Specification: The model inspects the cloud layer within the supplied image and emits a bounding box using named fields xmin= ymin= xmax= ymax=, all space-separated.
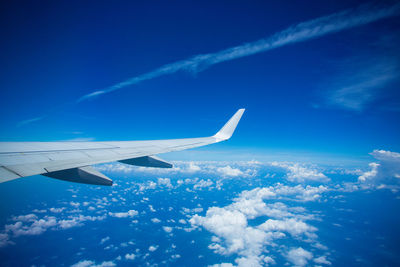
xmin=2 ymin=152 xmax=400 ymax=266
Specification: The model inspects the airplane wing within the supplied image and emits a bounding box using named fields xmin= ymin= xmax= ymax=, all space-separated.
xmin=0 ymin=109 xmax=245 ymax=186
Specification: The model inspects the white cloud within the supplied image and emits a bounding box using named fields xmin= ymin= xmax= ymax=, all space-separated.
xmin=70 ymin=201 xmax=80 ymax=208
xmin=59 ymin=215 xmax=106 ymax=229
xmin=71 ymin=260 xmax=95 ymax=267
xmin=108 ymin=210 xmax=138 ymax=218
xmin=0 ymin=233 xmax=12 ymax=248
xmin=157 ymin=178 xmax=173 ymax=188
xmin=100 ymin=236 xmax=110 ymax=244
xmin=314 ymin=255 xmax=332 ymax=265
xmin=270 ymin=162 xmax=329 ymax=183
xmin=148 ymin=205 xmax=156 ymax=212
xmin=11 ymin=214 xmax=38 ymax=222
xmin=190 ymin=183 xmax=325 ymax=266
xmin=6 ymin=216 xmax=57 ymax=236
xmin=96 ymin=163 xmax=135 ymax=174
xmin=194 ymin=179 xmax=213 ymax=190
xmin=151 ymin=218 xmax=161 ymax=223
xmin=17 ymin=116 xmax=44 ymax=127
xmin=32 ymin=209 xmax=47 ymax=213
xmin=125 ymin=253 xmax=136 ymax=260
xmin=97 ymin=161 xmax=257 ymax=181
xmin=187 ymin=162 xmax=201 ymax=172
xmin=358 ymin=150 xmax=400 ymax=187
xmin=285 ymin=247 xmax=313 ymax=267
xmin=271 ymin=183 xmax=329 ymax=202
xmin=209 ymin=264 xmax=234 ymax=267
xmin=258 ymin=218 xmax=317 ymax=237
xmin=139 ymin=181 xmax=157 ymax=191
xmin=358 ymin=162 xmax=379 ymax=182
xmin=50 ymin=207 xmax=65 ymax=213
xmin=71 ymin=260 xmax=116 ymax=267
xmin=217 ymin=166 xmax=244 ymax=177
xmin=58 ymin=218 xmax=82 ymax=229
xmin=324 ymin=51 xmax=399 ymax=111
xmin=148 ymin=245 xmax=158 ymax=252
xmin=163 ymin=226 xmax=173 ymax=233
xmin=3 ymin=212 xmax=107 ymax=243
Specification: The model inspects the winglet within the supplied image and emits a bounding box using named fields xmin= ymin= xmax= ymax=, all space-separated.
xmin=214 ymin=109 xmax=245 ymax=141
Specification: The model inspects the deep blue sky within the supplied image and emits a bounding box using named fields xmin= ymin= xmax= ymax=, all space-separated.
xmin=0 ymin=0 xmax=399 ymax=160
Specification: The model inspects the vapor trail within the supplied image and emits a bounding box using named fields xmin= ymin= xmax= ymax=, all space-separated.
xmin=78 ymin=2 xmax=400 ymax=102
xmin=17 ymin=116 xmax=44 ymax=127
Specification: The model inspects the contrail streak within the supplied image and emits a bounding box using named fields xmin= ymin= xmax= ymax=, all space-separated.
xmin=17 ymin=116 xmax=44 ymax=127
xmin=74 ymin=2 xmax=398 ymax=102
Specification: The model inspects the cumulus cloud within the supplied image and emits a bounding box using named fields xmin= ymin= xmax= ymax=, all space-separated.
xmin=58 ymin=218 xmax=82 ymax=229
xmin=358 ymin=162 xmax=380 ymax=182
xmin=271 ymin=183 xmax=329 ymax=202
xmin=285 ymin=247 xmax=313 ymax=267
xmin=193 ymin=179 xmax=213 ymax=190
xmin=108 ymin=210 xmax=138 ymax=218
xmin=71 ymin=260 xmax=96 ymax=267
xmin=148 ymin=205 xmax=156 ymax=212
xmin=139 ymin=181 xmax=157 ymax=191
xmin=187 ymin=162 xmax=201 ymax=172
xmin=163 ymin=226 xmax=173 ymax=233
xmin=125 ymin=253 xmax=136 ymax=260
xmin=171 ymin=254 xmax=181 ymax=259
xmin=71 ymin=260 xmax=116 ymax=267
xmin=6 ymin=216 xmax=57 ymax=236
xmin=148 ymin=245 xmax=158 ymax=252
xmin=97 ymin=161 xmax=258 ymax=181
xmin=270 ymin=162 xmax=329 ymax=183
xmin=157 ymin=178 xmax=173 ymax=188
xmin=258 ymin=218 xmax=317 ymax=238
xmin=100 ymin=236 xmax=110 ymax=244
xmin=217 ymin=166 xmax=244 ymax=177
xmin=60 ymin=215 xmax=106 ymax=230
xmin=190 ymin=183 xmax=326 ymax=266
xmin=0 ymin=233 xmax=13 ymax=248
xmin=3 ymin=212 xmax=108 ymax=243
xmin=358 ymin=150 xmax=400 ymax=187
xmin=314 ymin=255 xmax=332 ymax=265
xmin=11 ymin=214 xmax=38 ymax=222
xmin=151 ymin=218 xmax=161 ymax=223
xmin=49 ymin=207 xmax=65 ymax=213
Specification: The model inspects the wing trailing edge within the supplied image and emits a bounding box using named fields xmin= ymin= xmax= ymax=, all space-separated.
xmin=43 ymin=166 xmax=113 ymax=186
xmin=119 ymin=156 xmax=172 ymax=168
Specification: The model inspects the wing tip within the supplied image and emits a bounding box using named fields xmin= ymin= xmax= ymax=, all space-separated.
xmin=214 ymin=108 xmax=245 ymax=141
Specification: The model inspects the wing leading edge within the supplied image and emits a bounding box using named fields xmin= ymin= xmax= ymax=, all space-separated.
xmin=0 ymin=109 xmax=245 ymax=185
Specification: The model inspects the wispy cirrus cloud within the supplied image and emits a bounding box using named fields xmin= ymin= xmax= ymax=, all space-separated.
xmin=17 ymin=116 xmax=44 ymax=127
xmin=78 ymin=2 xmax=400 ymax=102
xmin=323 ymin=54 xmax=399 ymax=111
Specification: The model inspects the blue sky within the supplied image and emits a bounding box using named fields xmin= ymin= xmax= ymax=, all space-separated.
xmin=0 ymin=0 xmax=399 ymax=161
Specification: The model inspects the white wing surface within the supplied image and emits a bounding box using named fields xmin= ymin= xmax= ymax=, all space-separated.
xmin=0 ymin=109 xmax=245 ymax=185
